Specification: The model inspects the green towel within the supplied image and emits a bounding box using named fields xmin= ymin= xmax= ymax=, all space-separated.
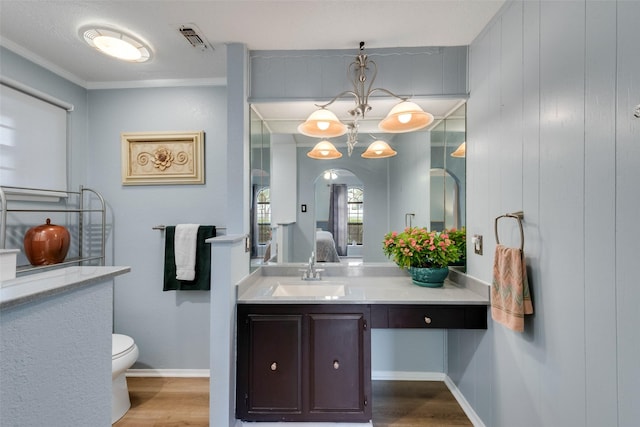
xmin=163 ymin=225 xmax=216 ymax=291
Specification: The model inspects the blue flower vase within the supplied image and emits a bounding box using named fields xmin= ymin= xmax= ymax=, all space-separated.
xmin=408 ymin=266 xmax=449 ymax=288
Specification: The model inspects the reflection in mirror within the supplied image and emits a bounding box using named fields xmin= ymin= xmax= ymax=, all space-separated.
xmin=430 ymin=168 xmax=460 ymax=230
xmin=430 ymin=103 xmax=466 ymax=231
xmin=250 ymin=109 xmax=271 ymax=271
xmin=314 ymin=169 xmax=363 ymax=264
xmin=248 ymin=101 xmax=466 ymax=267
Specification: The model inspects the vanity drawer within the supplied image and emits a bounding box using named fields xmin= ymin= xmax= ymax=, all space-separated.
xmin=371 ymin=305 xmax=487 ymax=329
xmin=388 ymin=306 xmax=465 ymax=328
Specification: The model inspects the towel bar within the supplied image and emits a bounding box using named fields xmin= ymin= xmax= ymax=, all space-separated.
xmin=494 ymin=211 xmax=524 ymax=251
xmin=153 ymin=224 xmax=226 ymax=231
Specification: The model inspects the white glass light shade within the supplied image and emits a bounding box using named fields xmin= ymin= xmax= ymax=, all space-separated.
xmin=378 ymin=101 xmax=434 ymax=133
xmin=82 ymin=28 xmax=151 ymax=62
xmin=361 ymin=140 xmax=397 ymax=159
xmin=298 ymin=109 xmax=347 ymax=137
xmin=307 ymin=140 xmax=343 ymax=159
xmin=323 ymin=170 xmax=338 ymax=180
xmin=451 ymin=142 xmax=466 ymax=158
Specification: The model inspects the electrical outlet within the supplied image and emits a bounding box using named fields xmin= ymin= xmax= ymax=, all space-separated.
xmin=473 ymin=235 xmax=483 ymax=255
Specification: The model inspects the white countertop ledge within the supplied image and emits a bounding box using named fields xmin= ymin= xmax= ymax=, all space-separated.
xmin=0 ymin=266 xmax=131 ymax=310
xmin=237 ymin=264 xmax=489 ymax=305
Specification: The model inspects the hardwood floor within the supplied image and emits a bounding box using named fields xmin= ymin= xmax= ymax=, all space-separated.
xmin=113 ymin=377 xmax=209 ymax=426
xmin=114 ymin=378 xmax=472 ymax=427
xmin=372 ymin=381 xmax=473 ymax=427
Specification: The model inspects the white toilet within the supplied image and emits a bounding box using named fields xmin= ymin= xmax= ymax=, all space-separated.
xmin=112 ymin=334 xmax=139 ymax=424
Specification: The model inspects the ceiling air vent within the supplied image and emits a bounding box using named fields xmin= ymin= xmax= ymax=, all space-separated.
xmin=178 ymin=25 xmax=211 ymax=52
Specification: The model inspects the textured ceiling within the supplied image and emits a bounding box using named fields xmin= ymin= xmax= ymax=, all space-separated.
xmin=0 ymin=0 xmax=504 ymax=87
xmin=0 ymin=1 xmax=502 ymax=132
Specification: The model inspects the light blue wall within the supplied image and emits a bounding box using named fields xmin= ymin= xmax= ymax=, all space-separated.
xmin=87 ymin=86 xmax=227 ymax=369
xmin=250 ymin=46 xmax=467 ymax=102
xmin=451 ymin=1 xmax=640 ymax=426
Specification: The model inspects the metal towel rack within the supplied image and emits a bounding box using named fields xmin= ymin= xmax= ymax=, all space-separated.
xmin=494 ymin=211 xmax=524 ymax=251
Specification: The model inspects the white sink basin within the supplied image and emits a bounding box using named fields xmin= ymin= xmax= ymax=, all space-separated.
xmin=272 ymin=282 xmax=346 ymax=298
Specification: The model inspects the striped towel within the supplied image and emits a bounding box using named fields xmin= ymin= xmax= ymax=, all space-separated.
xmin=491 ymin=244 xmax=533 ymax=332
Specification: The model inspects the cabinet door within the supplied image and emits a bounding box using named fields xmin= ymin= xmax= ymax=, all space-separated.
xmin=307 ymin=312 xmax=371 ymax=421
xmin=238 ymin=313 xmax=302 ymax=418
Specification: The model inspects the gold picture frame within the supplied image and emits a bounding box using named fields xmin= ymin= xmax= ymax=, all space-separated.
xmin=121 ymin=131 xmax=204 ymax=185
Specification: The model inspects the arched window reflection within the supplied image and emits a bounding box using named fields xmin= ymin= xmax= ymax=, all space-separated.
xmin=347 ymin=186 xmax=363 ymax=245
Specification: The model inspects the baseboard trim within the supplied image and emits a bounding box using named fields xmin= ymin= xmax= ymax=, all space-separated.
xmin=443 ymin=375 xmax=486 ymax=427
xmin=238 ymin=423 xmax=371 ymax=427
xmin=126 ymin=369 xmax=210 ymax=378
xmin=372 ymin=370 xmax=446 ymax=381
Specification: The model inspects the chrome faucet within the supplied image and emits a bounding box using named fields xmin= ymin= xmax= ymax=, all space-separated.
xmin=300 ymin=251 xmax=323 ymax=280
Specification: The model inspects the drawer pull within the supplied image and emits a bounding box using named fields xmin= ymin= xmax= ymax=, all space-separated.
xmin=424 ymin=316 xmax=432 ymax=325
xmin=333 ymin=360 xmax=340 ymax=370
xmin=270 ymin=362 xmax=277 ymax=371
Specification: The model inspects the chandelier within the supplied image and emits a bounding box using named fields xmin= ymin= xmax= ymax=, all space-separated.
xmin=300 ymin=42 xmax=434 ymax=159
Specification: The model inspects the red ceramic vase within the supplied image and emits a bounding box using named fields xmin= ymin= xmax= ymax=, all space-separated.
xmin=23 ymin=218 xmax=70 ymax=266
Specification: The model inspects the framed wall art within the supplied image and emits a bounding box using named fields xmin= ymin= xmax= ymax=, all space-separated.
xmin=121 ymin=131 xmax=204 ymax=185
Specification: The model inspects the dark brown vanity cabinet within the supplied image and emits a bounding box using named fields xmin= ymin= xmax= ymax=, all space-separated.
xmin=236 ymin=304 xmax=372 ymax=422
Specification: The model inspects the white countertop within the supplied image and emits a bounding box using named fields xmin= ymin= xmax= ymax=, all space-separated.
xmin=0 ymin=266 xmax=131 ymax=310
xmin=237 ymin=264 xmax=489 ymax=305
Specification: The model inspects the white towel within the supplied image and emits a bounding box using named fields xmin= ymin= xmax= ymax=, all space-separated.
xmin=174 ymin=224 xmax=200 ymax=281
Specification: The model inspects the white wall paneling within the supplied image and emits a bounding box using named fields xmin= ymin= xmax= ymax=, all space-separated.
xmin=538 ymin=2 xmax=586 ymax=425
xmin=456 ymin=1 xmax=640 ymax=426
xmin=615 ymin=1 xmax=640 ymax=424
xmin=584 ymin=2 xmax=618 ymax=425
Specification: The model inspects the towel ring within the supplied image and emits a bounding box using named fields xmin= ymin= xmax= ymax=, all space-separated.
xmin=494 ymin=211 xmax=524 ymax=251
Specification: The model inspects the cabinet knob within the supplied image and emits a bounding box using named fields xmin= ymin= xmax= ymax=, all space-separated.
xmin=333 ymin=360 xmax=340 ymax=370
xmin=424 ymin=316 xmax=432 ymax=325
xmin=270 ymin=362 xmax=277 ymax=371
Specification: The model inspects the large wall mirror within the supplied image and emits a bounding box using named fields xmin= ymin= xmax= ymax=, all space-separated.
xmin=249 ymin=101 xmax=466 ymax=268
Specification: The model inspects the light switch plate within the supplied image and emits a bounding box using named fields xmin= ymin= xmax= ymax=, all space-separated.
xmin=473 ymin=235 xmax=483 ymax=255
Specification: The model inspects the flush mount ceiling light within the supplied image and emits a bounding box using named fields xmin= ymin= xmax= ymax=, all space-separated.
xmin=299 ymin=41 xmax=434 ymax=158
xmin=307 ymin=140 xmax=342 ymax=160
xmin=82 ymin=27 xmax=151 ymax=62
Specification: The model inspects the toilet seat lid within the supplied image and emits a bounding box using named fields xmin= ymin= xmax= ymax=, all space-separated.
xmin=112 ymin=334 xmax=135 ymax=358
